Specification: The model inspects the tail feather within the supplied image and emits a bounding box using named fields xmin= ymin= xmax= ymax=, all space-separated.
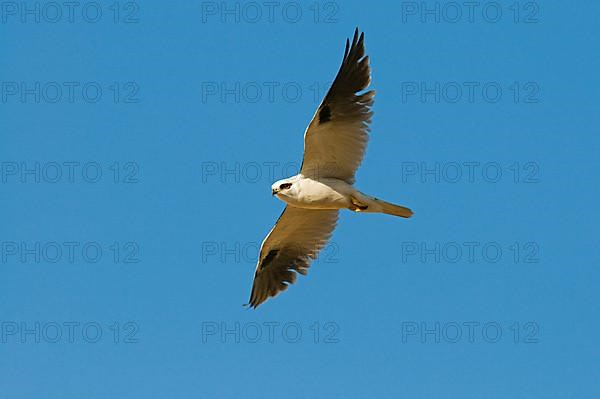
xmin=351 ymin=192 xmax=413 ymax=218
xmin=376 ymin=199 xmax=413 ymax=218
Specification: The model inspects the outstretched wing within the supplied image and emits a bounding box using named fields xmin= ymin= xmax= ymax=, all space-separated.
xmin=247 ymin=207 xmax=338 ymax=308
xmin=300 ymin=28 xmax=374 ymax=184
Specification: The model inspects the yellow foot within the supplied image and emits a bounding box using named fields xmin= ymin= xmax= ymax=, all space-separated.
xmin=350 ymin=196 xmax=369 ymax=212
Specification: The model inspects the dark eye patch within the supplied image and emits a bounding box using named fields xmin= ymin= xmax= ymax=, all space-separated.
xmin=279 ymin=183 xmax=292 ymax=190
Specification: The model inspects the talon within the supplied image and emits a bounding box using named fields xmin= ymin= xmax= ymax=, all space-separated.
xmin=350 ymin=196 xmax=368 ymax=211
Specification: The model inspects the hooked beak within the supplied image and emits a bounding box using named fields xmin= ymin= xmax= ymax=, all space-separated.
xmin=272 ymin=188 xmax=277 ymax=196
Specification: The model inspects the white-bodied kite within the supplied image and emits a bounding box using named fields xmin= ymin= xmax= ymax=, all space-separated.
xmin=248 ymin=28 xmax=413 ymax=308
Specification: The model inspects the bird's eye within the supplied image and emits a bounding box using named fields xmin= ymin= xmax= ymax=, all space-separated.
xmin=279 ymin=183 xmax=292 ymax=190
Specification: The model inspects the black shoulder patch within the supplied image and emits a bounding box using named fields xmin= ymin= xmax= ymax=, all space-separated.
xmin=319 ymin=105 xmax=331 ymax=124
xmin=260 ymin=249 xmax=279 ymax=270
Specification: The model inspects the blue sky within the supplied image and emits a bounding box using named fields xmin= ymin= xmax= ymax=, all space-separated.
xmin=1 ymin=1 xmax=599 ymax=398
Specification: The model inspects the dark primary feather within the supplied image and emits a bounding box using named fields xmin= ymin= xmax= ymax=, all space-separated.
xmin=320 ymin=28 xmax=373 ymax=117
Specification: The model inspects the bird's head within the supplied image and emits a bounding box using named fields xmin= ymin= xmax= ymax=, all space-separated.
xmin=271 ymin=178 xmax=296 ymax=198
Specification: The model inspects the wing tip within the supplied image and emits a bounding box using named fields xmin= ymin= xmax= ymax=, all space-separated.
xmin=352 ymin=27 xmax=359 ymax=47
xmin=344 ymin=28 xmax=365 ymax=62
xmin=245 ymin=296 xmax=263 ymax=309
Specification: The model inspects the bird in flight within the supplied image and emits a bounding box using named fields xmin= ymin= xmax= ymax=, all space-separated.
xmin=247 ymin=28 xmax=413 ymax=308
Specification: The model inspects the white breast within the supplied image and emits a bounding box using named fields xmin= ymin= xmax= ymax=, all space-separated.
xmin=283 ymin=177 xmax=354 ymax=210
